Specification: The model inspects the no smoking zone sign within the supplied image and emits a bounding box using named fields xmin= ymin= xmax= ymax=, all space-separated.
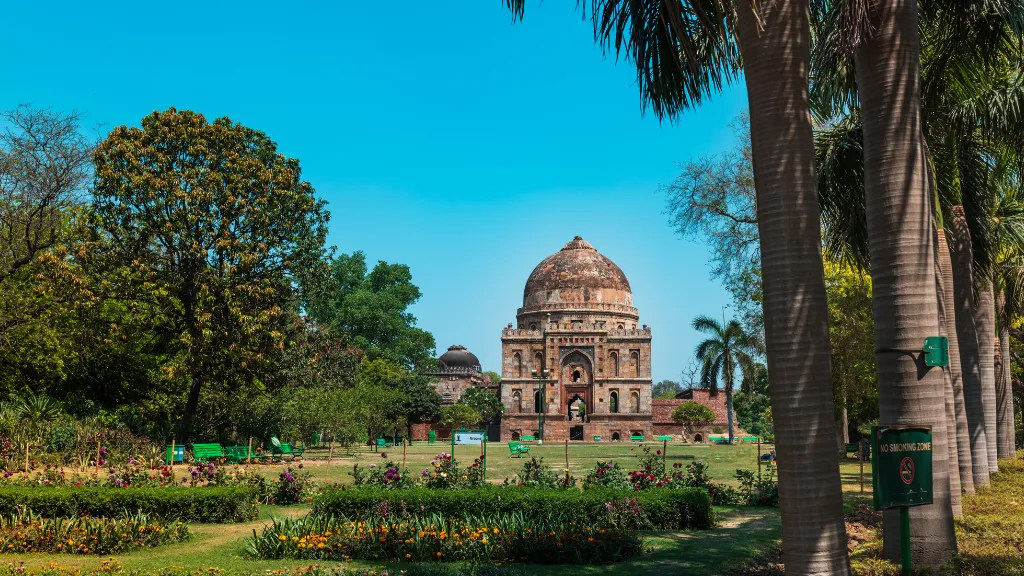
xmin=872 ymin=426 xmax=933 ymax=509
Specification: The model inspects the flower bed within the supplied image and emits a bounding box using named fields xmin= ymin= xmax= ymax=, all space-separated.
xmin=313 ymin=486 xmax=712 ymax=530
xmin=0 ymin=487 xmax=257 ymax=523
xmin=247 ymin=512 xmax=642 ymax=565
xmin=0 ymin=510 xmax=189 ymax=554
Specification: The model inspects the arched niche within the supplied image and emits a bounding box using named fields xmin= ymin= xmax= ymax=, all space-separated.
xmin=560 ymin=350 xmax=593 ymax=386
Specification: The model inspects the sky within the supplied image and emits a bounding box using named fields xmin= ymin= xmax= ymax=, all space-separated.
xmin=1 ymin=1 xmax=749 ymax=383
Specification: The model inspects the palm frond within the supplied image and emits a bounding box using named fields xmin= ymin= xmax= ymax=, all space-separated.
xmin=815 ymin=111 xmax=870 ymax=268
xmin=691 ymin=314 xmax=723 ymax=335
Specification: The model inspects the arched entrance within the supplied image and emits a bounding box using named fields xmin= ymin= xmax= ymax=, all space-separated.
xmin=694 ymin=433 xmax=703 ymax=443
xmin=567 ymin=394 xmax=585 ymax=421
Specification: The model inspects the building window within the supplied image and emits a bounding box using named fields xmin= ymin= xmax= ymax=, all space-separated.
xmin=609 ymin=391 xmax=618 ymax=413
xmin=630 ymin=351 xmax=640 ymax=377
xmin=629 ymin=391 xmax=640 ymax=414
xmin=513 ymin=352 xmax=522 ymax=378
xmin=534 ymin=390 xmax=541 ymax=414
xmin=612 ymin=432 xmax=621 ymax=441
xmin=572 ymin=369 xmax=581 ymax=383
xmin=610 ymin=351 xmax=618 ymax=377
xmin=529 ymin=323 xmax=537 ymax=330
xmin=512 ymin=391 xmax=522 ymax=414
xmin=617 ymin=323 xmax=624 ymax=330
xmin=534 ymin=352 xmax=544 ymax=374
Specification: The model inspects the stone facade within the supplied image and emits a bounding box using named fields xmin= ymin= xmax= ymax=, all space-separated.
xmin=499 ymin=237 xmax=653 ymax=442
xmin=414 ymin=345 xmax=497 ymax=441
xmin=651 ymin=391 xmax=740 ymax=442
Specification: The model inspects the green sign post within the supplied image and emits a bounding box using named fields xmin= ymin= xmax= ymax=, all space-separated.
xmin=872 ymin=426 xmax=933 ymax=576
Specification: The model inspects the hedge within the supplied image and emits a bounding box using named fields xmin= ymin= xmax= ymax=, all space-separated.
xmin=313 ymin=486 xmax=713 ymax=530
xmin=0 ymin=487 xmax=258 ymax=523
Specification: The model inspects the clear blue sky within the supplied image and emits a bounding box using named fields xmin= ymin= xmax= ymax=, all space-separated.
xmin=2 ymin=1 xmax=748 ymax=383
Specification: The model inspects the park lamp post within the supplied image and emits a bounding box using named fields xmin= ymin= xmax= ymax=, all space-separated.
xmin=532 ymin=368 xmax=549 ymax=445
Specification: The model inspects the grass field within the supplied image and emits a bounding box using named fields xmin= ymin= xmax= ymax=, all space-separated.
xmin=220 ymin=441 xmax=873 ymax=493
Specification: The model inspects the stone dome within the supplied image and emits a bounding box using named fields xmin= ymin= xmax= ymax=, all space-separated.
xmin=522 ymin=236 xmax=632 ymax=309
xmin=437 ymin=345 xmax=481 ymax=374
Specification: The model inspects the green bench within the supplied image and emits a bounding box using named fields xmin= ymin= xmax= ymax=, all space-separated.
xmin=225 ymin=445 xmax=265 ymax=463
xmin=192 ymin=443 xmax=224 ymax=462
xmin=593 ymin=435 xmax=602 ymax=441
xmin=269 ymin=437 xmax=304 ymax=460
xmin=656 ymin=435 xmax=673 ymax=441
xmin=742 ymin=435 xmax=759 ymax=442
xmin=630 ymin=435 xmax=645 ymax=442
xmin=376 ymin=438 xmax=393 ymax=449
xmin=520 ymin=435 xmax=535 ymax=442
xmin=508 ymin=441 xmax=530 ymax=457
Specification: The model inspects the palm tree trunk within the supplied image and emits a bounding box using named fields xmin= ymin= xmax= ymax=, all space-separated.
xmin=933 ymin=226 xmax=962 ymax=516
xmin=854 ymin=0 xmax=957 ymax=564
xmin=735 ymin=0 xmax=850 ymax=572
xmin=949 ymin=207 xmax=990 ymax=487
xmin=996 ymin=292 xmax=1015 ymax=459
xmin=977 ymin=283 xmax=999 ymax=473
xmin=938 ymin=229 xmax=974 ymax=494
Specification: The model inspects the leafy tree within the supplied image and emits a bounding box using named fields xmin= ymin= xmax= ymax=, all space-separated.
xmin=823 ymin=258 xmax=876 ymax=445
xmin=671 ymin=401 xmax=714 ymax=440
xmin=457 ymin=387 xmax=503 ymax=423
xmin=308 ymin=252 xmax=435 ymax=370
xmin=91 ymin=108 xmax=330 ymax=442
xmin=653 ymin=379 xmax=682 ymax=399
xmin=439 ymin=404 xmax=479 ymax=431
xmin=482 ymin=371 xmax=501 ymax=384
xmin=665 ymin=113 xmax=762 ymax=334
xmin=692 ymin=315 xmax=762 ymax=444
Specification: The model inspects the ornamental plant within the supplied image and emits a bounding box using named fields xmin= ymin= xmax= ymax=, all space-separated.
xmin=246 ymin=511 xmax=642 ymax=565
xmin=0 ymin=509 xmax=189 ymax=554
xmin=276 ymin=466 xmax=315 ymax=504
xmin=583 ymin=461 xmax=630 ymax=490
xmin=352 ymin=458 xmax=415 ymax=490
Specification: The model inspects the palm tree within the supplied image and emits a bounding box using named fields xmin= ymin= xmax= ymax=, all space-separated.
xmin=692 ymin=315 xmax=760 ymax=443
xmin=504 ymin=2 xmax=851 ymax=572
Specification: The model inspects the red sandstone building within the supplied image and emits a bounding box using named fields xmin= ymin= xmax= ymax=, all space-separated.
xmin=418 ymin=236 xmax=732 ymax=442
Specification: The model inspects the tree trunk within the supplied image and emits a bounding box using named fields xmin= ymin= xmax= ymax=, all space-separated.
xmin=176 ymin=374 xmax=202 ymax=445
xmin=996 ymin=292 xmax=1015 ymax=458
xmin=938 ymin=229 xmax=974 ymax=494
xmin=933 ymin=226 xmax=962 ymax=515
xmin=977 ymin=283 xmax=999 ymax=473
xmin=854 ymin=0 xmax=957 ymax=563
xmin=735 ymin=0 xmax=850 ymax=571
xmin=949 ymin=207 xmax=990 ymax=486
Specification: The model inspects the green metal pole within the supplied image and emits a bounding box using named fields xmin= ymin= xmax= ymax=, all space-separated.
xmin=451 ymin=432 xmax=456 ymax=476
xmin=900 ymin=506 xmax=911 ymax=576
xmin=482 ymin=435 xmax=487 ymax=481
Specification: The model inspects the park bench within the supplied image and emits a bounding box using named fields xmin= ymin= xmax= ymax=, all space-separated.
xmin=192 ymin=443 xmax=224 ymax=463
xmin=269 ymin=437 xmax=304 ymax=460
xmin=593 ymin=435 xmax=602 ymax=441
xmin=520 ymin=435 xmax=535 ymax=442
xmin=656 ymin=435 xmax=673 ymax=441
xmin=845 ymin=442 xmax=870 ymax=459
xmin=226 ymin=445 xmax=265 ymax=463
xmin=742 ymin=435 xmax=759 ymax=442
xmin=508 ymin=441 xmax=530 ymax=457
xmin=708 ymin=434 xmax=724 ymax=442
xmin=376 ymin=438 xmax=392 ymax=449
xmin=630 ymin=435 xmax=645 ymax=442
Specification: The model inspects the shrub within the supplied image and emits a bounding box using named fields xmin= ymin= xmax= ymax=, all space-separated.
xmin=246 ymin=512 xmax=642 ymax=565
xmin=0 ymin=509 xmax=189 ymax=554
xmin=583 ymin=461 xmax=631 ymax=489
xmin=417 ymin=453 xmax=486 ymax=489
xmin=501 ymin=457 xmax=575 ymax=489
xmin=352 ymin=458 xmax=416 ymax=490
xmin=313 ymin=486 xmax=712 ymax=530
xmin=276 ymin=466 xmax=316 ymax=504
xmin=0 ymin=486 xmax=257 ymax=523
xmin=735 ymin=466 xmax=779 ymax=506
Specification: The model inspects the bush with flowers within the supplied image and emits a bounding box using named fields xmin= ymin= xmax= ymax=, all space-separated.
xmin=276 ymin=466 xmax=316 ymax=504
xmin=0 ymin=560 xmax=524 ymax=576
xmin=0 ymin=509 xmax=189 ymax=554
xmin=417 ymin=453 xmax=487 ymax=490
xmin=583 ymin=461 xmax=630 ymax=490
xmin=500 ymin=457 xmax=576 ymax=489
xmin=352 ymin=453 xmax=415 ymax=490
xmin=246 ymin=511 xmax=643 ymax=565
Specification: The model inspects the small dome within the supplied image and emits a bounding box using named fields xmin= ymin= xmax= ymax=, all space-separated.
xmin=523 ymin=236 xmax=632 ymax=309
xmin=437 ymin=345 xmax=481 ymax=374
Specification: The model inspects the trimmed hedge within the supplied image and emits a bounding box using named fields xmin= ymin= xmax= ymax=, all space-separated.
xmin=313 ymin=486 xmax=713 ymax=530
xmin=0 ymin=486 xmax=258 ymax=523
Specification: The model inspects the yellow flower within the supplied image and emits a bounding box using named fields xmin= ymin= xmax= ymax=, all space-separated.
xmin=279 ymin=535 xmax=287 ymax=541
xmin=405 ymin=554 xmax=411 ymax=559
xmin=436 ymin=552 xmax=442 ymax=558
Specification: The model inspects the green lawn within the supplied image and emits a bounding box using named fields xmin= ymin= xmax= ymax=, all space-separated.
xmin=0 ymin=505 xmax=780 ymax=576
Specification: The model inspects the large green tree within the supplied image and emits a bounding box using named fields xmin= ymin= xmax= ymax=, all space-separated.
xmin=308 ymin=252 xmax=435 ymax=370
xmin=91 ymin=108 xmax=330 ymax=443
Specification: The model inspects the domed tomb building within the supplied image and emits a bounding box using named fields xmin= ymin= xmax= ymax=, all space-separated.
xmin=500 ymin=236 xmax=653 ymax=442
xmin=428 ymin=345 xmax=493 ymax=406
